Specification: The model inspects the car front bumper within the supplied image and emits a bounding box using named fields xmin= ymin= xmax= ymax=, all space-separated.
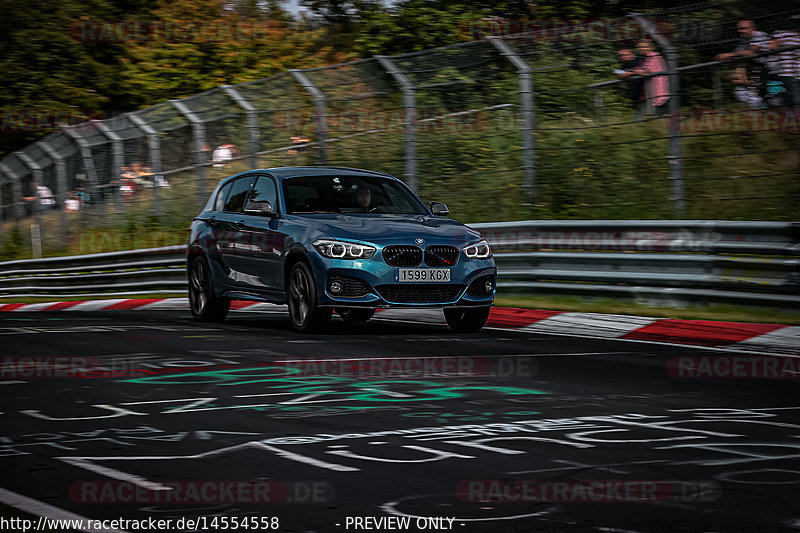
xmin=308 ymin=251 xmax=496 ymax=308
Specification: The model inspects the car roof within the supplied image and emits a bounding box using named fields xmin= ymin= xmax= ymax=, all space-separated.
xmin=250 ymin=166 xmax=394 ymax=180
xmin=213 ymin=167 xmax=398 ymax=190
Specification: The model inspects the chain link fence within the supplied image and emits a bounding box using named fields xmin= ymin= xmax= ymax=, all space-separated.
xmin=1 ymin=0 xmax=799 ymax=259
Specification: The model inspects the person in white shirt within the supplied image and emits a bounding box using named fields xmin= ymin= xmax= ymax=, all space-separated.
xmin=65 ymin=194 xmax=81 ymax=212
xmin=769 ymin=29 xmax=800 ymax=108
xmin=36 ymin=184 xmax=55 ymax=208
xmin=212 ymin=144 xmax=234 ymax=167
xmin=716 ymin=21 xmax=775 ymax=106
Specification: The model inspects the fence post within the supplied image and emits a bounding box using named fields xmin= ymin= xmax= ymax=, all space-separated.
xmin=290 ymin=69 xmax=327 ymax=165
xmin=0 ymin=171 xmax=4 ymax=233
xmin=61 ymin=125 xmax=102 ymax=220
xmin=127 ymin=112 xmax=163 ymax=214
xmin=38 ymin=141 xmax=68 ymax=246
xmin=0 ymin=164 xmax=24 ymax=223
xmin=594 ymin=89 xmax=605 ymax=120
xmin=94 ymin=120 xmax=125 ymax=213
xmin=0 ymin=163 xmax=23 ymax=231
xmin=375 ymin=55 xmax=418 ymax=193
xmin=487 ymin=37 xmax=536 ymax=205
xmin=632 ymin=14 xmax=685 ymax=217
xmin=711 ymin=64 xmax=722 ymax=109
xmin=0 ymin=161 xmax=28 ymax=256
xmin=171 ymin=100 xmax=208 ymax=210
xmin=37 ymin=141 xmax=67 ymax=242
xmin=223 ymin=85 xmax=260 ymax=169
xmin=15 ymin=152 xmax=46 ymax=257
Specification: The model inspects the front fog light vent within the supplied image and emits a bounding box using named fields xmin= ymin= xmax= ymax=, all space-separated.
xmin=328 ymin=276 xmax=370 ymax=298
xmin=467 ymin=274 xmax=496 ymax=297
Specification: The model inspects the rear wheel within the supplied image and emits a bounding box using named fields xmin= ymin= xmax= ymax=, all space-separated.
xmin=188 ymin=255 xmax=229 ymax=322
xmin=336 ymin=308 xmax=375 ymax=324
xmin=287 ymin=262 xmax=331 ymax=332
xmin=444 ymin=306 xmax=491 ymax=333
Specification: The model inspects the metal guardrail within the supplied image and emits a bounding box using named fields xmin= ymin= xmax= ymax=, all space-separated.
xmin=0 ymin=221 xmax=798 ymax=308
xmin=473 ymin=220 xmax=800 ymax=307
xmin=0 ymin=246 xmax=186 ymax=298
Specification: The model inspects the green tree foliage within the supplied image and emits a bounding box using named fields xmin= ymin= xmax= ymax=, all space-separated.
xmin=117 ymin=0 xmax=335 ymax=106
xmin=0 ymin=0 xmax=134 ymax=157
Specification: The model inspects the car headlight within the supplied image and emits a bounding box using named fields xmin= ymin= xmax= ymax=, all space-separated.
xmin=313 ymin=239 xmax=376 ymax=260
xmin=463 ymin=240 xmax=492 ymax=259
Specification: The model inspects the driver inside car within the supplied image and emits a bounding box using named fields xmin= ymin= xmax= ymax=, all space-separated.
xmin=352 ymin=185 xmax=372 ymax=210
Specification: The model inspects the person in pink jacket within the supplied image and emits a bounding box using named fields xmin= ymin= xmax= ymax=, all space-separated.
xmin=632 ymin=39 xmax=671 ymax=116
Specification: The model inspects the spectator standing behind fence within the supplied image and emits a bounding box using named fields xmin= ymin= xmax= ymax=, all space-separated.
xmin=715 ymin=20 xmax=773 ymax=63
xmin=630 ymin=40 xmax=670 ymax=116
xmin=118 ymin=165 xmax=137 ymax=197
xmin=769 ymin=28 xmax=800 ymax=109
xmin=615 ymin=49 xmax=646 ymax=119
xmin=716 ymin=21 xmax=774 ymax=104
xmin=65 ymin=192 xmax=81 ymax=212
xmin=23 ymin=182 xmax=55 ymax=211
xmin=212 ymin=144 xmax=234 ymax=167
xmin=732 ymin=68 xmax=765 ymax=109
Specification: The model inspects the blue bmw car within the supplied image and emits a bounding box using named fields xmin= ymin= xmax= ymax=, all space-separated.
xmin=187 ymin=167 xmax=496 ymax=331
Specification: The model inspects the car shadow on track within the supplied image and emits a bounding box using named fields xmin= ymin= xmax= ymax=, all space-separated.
xmin=222 ymin=314 xmax=454 ymax=337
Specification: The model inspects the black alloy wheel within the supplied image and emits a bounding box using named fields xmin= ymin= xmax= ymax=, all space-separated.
xmin=188 ymin=256 xmax=229 ymax=322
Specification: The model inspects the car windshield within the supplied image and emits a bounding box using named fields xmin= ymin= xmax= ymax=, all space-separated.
xmin=283 ymin=175 xmax=429 ymax=215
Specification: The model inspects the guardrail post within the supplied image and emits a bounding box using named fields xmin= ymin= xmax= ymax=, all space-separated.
xmin=127 ymin=113 xmax=163 ymax=214
xmin=376 ymin=55 xmax=418 ymax=193
xmin=631 ymin=14 xmax=685 ymax=217
xmin=171 ymin=100 xmax=208 ymax=210
xmin=487 ymin=37 xmax=536 ymax=205
xmin=223 ymin=85 xmax=260 ymax=169
xmin=290 ymin=69 xmax=327 ymax=165
xmin=37 ymin=141 xmax=68 ymax=246
xmin=94 ymin=120 xmax=125 ymax=213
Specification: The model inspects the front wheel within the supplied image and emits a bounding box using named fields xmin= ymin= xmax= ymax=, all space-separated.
xmin=287 ymin=262 xmax=331 ymax=332
xmin=444 ymin=306 xmax=491 ymax=333
xmin=188 ymin=255 xmax=229 ymax=322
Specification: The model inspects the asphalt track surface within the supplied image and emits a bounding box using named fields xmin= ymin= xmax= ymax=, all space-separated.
xmin=1 ymin=309 xmax=799 ymax=533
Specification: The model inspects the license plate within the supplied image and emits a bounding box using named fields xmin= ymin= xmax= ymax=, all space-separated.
xmin=398 ymin=268 xmax=450 ymax=283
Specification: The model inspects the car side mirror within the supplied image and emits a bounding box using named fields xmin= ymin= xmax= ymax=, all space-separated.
xmin=244 ymin=200 xmax=277 ymax=217
xmin=429 ymin=201 xmax=449 ymax=216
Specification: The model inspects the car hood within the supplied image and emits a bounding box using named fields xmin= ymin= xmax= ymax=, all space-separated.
xmin=293 ymin=214 xmax=483 ymax=247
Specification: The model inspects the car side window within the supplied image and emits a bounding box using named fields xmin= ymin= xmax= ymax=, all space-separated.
xmin=214 ymin=182 xmax=232 ymax=212
xmin=223 ymin=176 xmax=255 ymax=213
xmin=249 ymin=176 xmax=278 ymax=212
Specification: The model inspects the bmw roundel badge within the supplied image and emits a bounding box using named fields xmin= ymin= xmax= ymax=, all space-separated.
xmin=415 ymin=238 xmax=425 ymax=245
